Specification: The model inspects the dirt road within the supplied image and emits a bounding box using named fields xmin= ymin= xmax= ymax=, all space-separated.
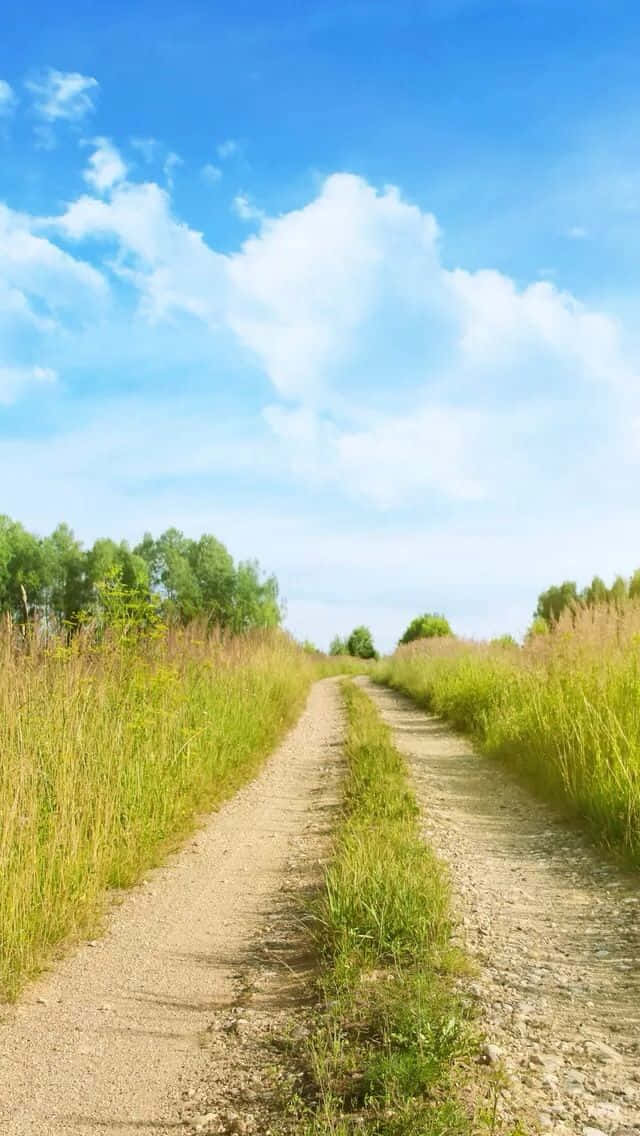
xmin=361 ymin=678 xmax=640 ymax=1136
xmin=0 ymin=679 xmax=342 ymax=1136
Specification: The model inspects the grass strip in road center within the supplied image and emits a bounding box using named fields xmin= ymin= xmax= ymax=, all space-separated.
xmin=283 ymin=680 xmax=499 ymax=1136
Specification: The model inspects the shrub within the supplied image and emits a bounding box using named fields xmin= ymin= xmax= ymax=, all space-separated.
xmin=399 ymin=612 xmax=452 ymax=645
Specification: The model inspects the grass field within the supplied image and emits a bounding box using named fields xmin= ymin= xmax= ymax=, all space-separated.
xmin=0 ymin=625 xmax=315 ymax=1000
xmin=287 ymin=681 xmax=486 ymax=1136
xmin=376 ymin=601 xmax=640 ymax=864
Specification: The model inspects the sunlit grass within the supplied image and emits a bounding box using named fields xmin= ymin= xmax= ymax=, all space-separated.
xmin=286 ymin=682 xmax=485 ymax=1136
xmin=0 ymin=625 xmax=314 ymax=1000
xmin=375 ymin=601 xmax=640 ymax=862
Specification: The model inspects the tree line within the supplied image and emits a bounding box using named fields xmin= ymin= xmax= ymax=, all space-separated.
xmin=0 ymin=516 xmax=282 ymax=633
xmin=327 ymin=613 xmax=453 ymax=658
xmin=534 ymin=570 xmax=640 ymax=629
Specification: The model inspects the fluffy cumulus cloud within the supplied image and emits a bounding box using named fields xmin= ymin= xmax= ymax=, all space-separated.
xmin=25 ymin=68 xmax=98 ymax=122
xmin=4 ymin=156 xmax=639 ymax=511
xmin=0 ymin=204 xmax=106 ymax=317
xmin=84 ymin=138 xmax=127 ymax=193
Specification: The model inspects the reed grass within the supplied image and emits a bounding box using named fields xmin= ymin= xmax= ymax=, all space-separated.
xmin=0 ymin=625 xmax=314 ymax=1000
xmin=376 ymin=601 xmax=640 ymax=863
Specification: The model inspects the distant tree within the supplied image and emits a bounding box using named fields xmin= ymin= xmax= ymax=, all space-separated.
xmin=608 ymin=575 xmax=628 ymax=608
xmin=231 ymin=559 xmax=282 ymax=632
xmin=190 ymin=533 xmax=236 ymax=626
xmin=526 ymin=616 xmax=550 ymax=639
xmin=0 ymin=516 xmax=48 ymax=621
xmin=581 ymin=575 xmax=608 ymax=608
xmin=41 ymin=523 xmax=88 ymax=627
xmin=491 ymin=634 xmax=518 ymax=648
xmin=629 ymin=569 xmax=640 ymax=600
xmin=0 ymin=516 xmax=284 ymax=637
xmin=329 ymin=635 xmax=348 ymax=656
xmin=534 ymin=581 xmax=578 ymax=626
xmin=347 ymin=625 xmax=377 ymax=659
xmin=399 ymin=613 xmax=452 ymax=645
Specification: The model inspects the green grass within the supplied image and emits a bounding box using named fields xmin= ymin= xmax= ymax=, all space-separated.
xmin=0 ymin=626 xmax=314 ymax=1000
xmin=285 ymin=681 xmax=489 ymax=1136
xmin=374 ymin=601 xmax=640 ymax=864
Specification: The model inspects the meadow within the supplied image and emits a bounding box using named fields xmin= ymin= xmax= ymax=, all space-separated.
xmin=0 ymin=622 xmax=316 ymax=1000
xmin=376 ymin=600 xmax=640 ymax=864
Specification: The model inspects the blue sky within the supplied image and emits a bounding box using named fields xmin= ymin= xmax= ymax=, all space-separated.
xmin=2 ymin=0 xmax=640 ymax=649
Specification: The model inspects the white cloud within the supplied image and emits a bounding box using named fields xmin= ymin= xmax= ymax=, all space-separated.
xmin=232 ymin=193 xmax=264 ymax=222
xmin=0 ymin=365 xmax=56 ymax=405
xmin=217 ymin=139 xmax=239 ymax=160
xmin=264 ymin=402 xmax=515 ymax=506
xmin=0 ymin=203 xmax=107 ymax=318
xmin=163 ymin=151 xmax=183 ymax=188
xmin=447 ymin=269 xmax=633 ymax=388
xmin=567 ymin=225 xmax=588 ymax=239
xmin=84 ymin=138 xmax=127 ymax=193
xmin=0 ymin=79 xmax=16 ymax=115
xmin=226 ymin=174 xmax=440 ymax=399
xmin=202 ymin=163 xmax=222 ymax=185
xmin=25 ymin=69 xmax=98 ymax=122
xmin=36 ymin=166 xmax=640 ymax=505
xmin=50 ymin=182 xmax=226 ymax=323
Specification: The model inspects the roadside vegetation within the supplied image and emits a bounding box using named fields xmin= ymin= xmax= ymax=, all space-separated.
xmin=377 ymin=598 xmax=640 ymax=864
xmin=330 ymin=625 xmax=378 ymax=659
xmin=0 ymin=574 xmax=321 ymax=1001
xmin=284 ymin=682 xmax=488 ymax=1136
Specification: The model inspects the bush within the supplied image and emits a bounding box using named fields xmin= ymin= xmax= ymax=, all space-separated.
xmin=347 ymin=625 xmax=378 ymax=659
xmin=399 ymin=613 xmax=452 ymax=645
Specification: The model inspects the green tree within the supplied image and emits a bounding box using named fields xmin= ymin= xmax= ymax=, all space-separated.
xmin=526 ymin=616 xmax=549 ymax=639
xmin=608 ymin=575 xmax=628 ymax=607
xmin=399 ymin=612 xmax=452 ymax=645
xmin=347 ymin=625 xmax=377 ymax=659
xmin=0 ymin=516 xmax=48 ymax=621
xmin=534 ymin=581 xmax=578 ymax=626
xmin=41 ymin=523 xmax=88 ymax=626
xmin=629 ymin=569 xmax=640 ymax=600
xmin=189 ymin=533 xmax=235 ymax=626
xmin=581 ymin=575 xmax=608 ymax=608
xmin=491 ymin=634 xmax=518 ymax=648
xmin=329 ymin=635 xmax=348 ymax=656
xmin=231 ymin=560 xmax=282 ymax=632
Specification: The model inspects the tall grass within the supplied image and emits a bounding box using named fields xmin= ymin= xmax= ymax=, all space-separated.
xmin=0 ymin=624 xmax=314 ymax=1000
xmin=376 ymin=601 xmax=640 ymax=863
xmin=287 ymin=682 xmax=481 ymax=1136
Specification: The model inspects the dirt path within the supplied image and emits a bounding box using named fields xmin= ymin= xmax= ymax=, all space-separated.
xmin=361 ymin=679 xmax=640 ymax=1136
xmin=0 ymin=678 xmax=343 ymax=1136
